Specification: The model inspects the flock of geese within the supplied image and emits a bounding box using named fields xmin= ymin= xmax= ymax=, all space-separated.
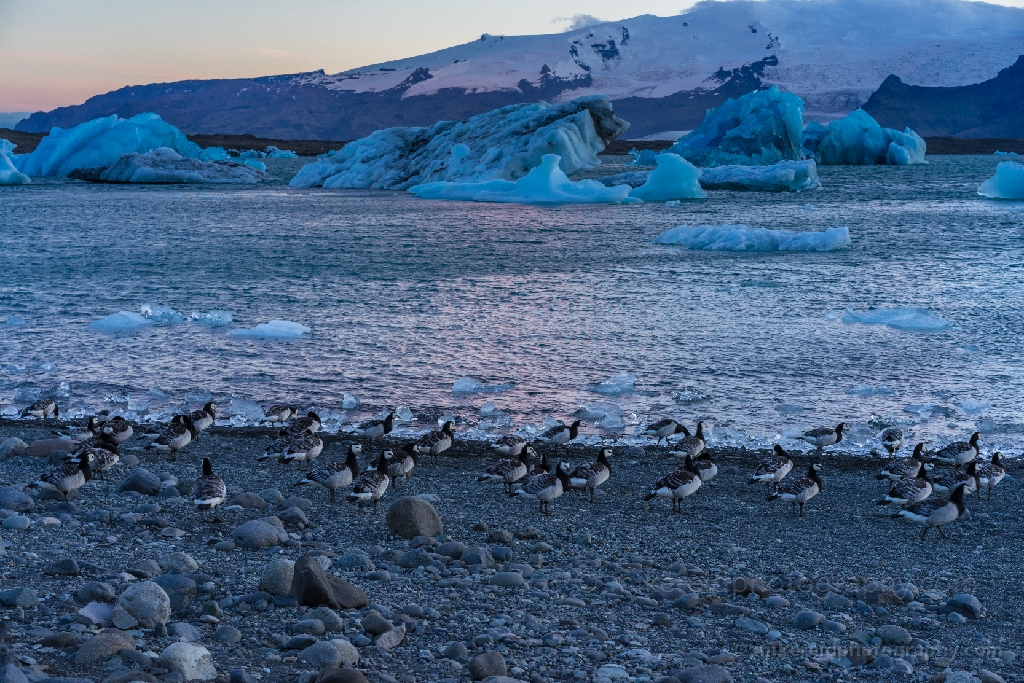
xmin=8 ymin=400 xmax=1010 ymax=540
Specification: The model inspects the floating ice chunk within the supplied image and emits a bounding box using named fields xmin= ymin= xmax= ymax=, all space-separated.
xmin=127 ymin=399 xmax=149 ymax=412
xmin=410 ymin=154 xmax=634 ymax=204
xmin=628 ymin=148 xmax=658 ymax=166
xmin=14 ymin=387 xmax=39 ymax=403
xmin=845 ymin=384 xmax=894 ymax=396
xmin=140 ymin=303 xmax=184 ymax=324
xmin=290 ymin=95 xmax=627 ymax=190
xmin=0 ymin=151 xmax=29 ymax=184
xmin=238 ymin=149 xmax=266 ymax=159
xmin=342 ymin=393 xmax=360 ymax=409
xmin=627 ymin=153 xmax=705 ymax=201
xmin=223 ymin=397 xmax=266 ymax=421
xmin=4 ymin=316 xmax=26 ymax=326
xmin=958 ymin=399 xmax=990 ymax=414
xmin=0 ymin=138 xmax=15 ymax=155
xmin=575 ymin=402 xmax=624 ymax=428
xmin=242 ymin=159 xmax=267 ymax=172
xmin=593 ymin=372 xmax=637 ymax=395
xmin=89 ymin=311 xmax=155 ymax=333
xmin=199 ymin=147 xmax=229 ymax=161
xmin=227 ymin=320 xmax=310 ymax=339
xmin=994 ymin=150 xmax=1020 ymax=156
xmin=840 ymin=307 xmax=952 ymax=332
xmin=36 ymin=362 xmax=55 ymax=371
xmin=978 ymin=161 xmax=1024 ymax=199
xmin=654 ymin=224 xmax=850 ymax=252
xmin=811 ymin=110 xmax=925 ymax=165
xmin=698 ymin=160 xmax=821 ymax=192
xmin=264 ymin=146 xmax=297 ymax=159
xmin=77 ymin=148 xmax=268 ymax=184
xmin=189 ymin=310 xmax=233 ymax=326
xmin=146 ymin=388 xmax=170 ymax=400
xmin=20 ymin=113 xmax=202 ymax=178
xmin=394 ymin=406 xmax=415 ymax=422
xmin=668 ymin=86 xmax=805 ymax=167
xmin=453 ymin=378 xmax=484 ymax=393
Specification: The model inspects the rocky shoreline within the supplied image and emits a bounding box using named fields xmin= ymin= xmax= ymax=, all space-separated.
xmin=0 ymin=420 xmax=1019 ymax=683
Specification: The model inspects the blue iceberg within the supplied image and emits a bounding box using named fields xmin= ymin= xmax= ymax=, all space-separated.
xmin=654 ymin=224 xmax=850 ymax=252
xmin=628 ymin=154 xmax=705 ymax=201
xmin=89 ymin=311 xmax=155 ymax=333
xmin=0 ymin=150 xmax=29 ymax=185
xmin=841 ymin=307 xmax=951 ymax=332
xmin=667 ymin=86 xmax=805 ymax=167
xmin=409 ymin=154 xmax=634 ymax=204
xmin=809 ymin=110 xmax=925 ymax=165
xmin=265 ymin=146 xmax=298 ymax=159
xmin=698 ymin=160 xmax=820 ymax=192
xmin=86 ymin=148 xmax=267 ymax=184
xmin=228 ymin=320 xmax=310 ymax=339
xmin=978 ymin=161 xmax=1024 ymax=199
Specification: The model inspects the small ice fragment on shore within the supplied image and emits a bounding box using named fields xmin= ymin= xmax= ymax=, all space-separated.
xmin=140 ymin=304 xmax=184 ymax=324
xmin=542 ymin=416 xmax=564 ymax=430
xmin=593 ymin=372 xmax=637 ymax=395
xmin=978 ymin=161 xmax=1024 ymax=199
xmin=4 ymin=316 xmax=26 ymax=326
xmin=127 ymin=399 xmax=149 ymax=412
xmin=394 ymin=406 xmax=414 ymax=422
xmin=342 ymin=393 xmax=360 ymax=409
xmin=89 ymin=311 xmax=155 ymax=333
xmin=845 ymin=385 xmax=893 ymax=396
xmin=655 ymin=224 xmax=850 ymax=252
xmin=840 ymin=307 xmax=951 ymax=332
xmin=958 ymin=399 xmax=989 ymax=414
xmin=190 ymin=310 xmax=232 ymax=326
xmin=576 ymin=402 xmax=625 ymax=428
xmin=904 ymin=403 xmax=937 ymax=417
xmin=223 ymin=398 xmax=265 ymax=421
xmin=227 ymin=320 xmax=310 ymax=339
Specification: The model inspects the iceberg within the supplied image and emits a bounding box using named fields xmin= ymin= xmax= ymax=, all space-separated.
xmin=452 ymin=378 xmax=513 ymax=394
xmin=409 ymin=154 xmax=634 ymax=204
xmin=628 ymin=148 xmax=659 ymax=166
xmin=89 ymin=311 xmax=155 ymax=333
xmin=74 ymin=148 xmax=268 ymax=184
xmin=227 ymin=320 xmax=310 ymax=339
xmin=667 ymin=86 xmax=805 ymax=167
xmin=19 ymin=112 xmax=202 ymax=178
xmin=978 ymin=161 xmax=1024 ymax=199
xmin=698 ymin=160 xmax=820 ymax=192
xmin=811 ymin=110 xmax=926 ymax=165
xmin=593 ymin=372 xmax=637 ymax=395
xmin=199 ymin=147 xmax=229 ymax=161
xmin=140 ymin=303 xmax=184 ymax=324
xmin=0 ymin=138 xmax=15 ymax=155
xmin=265 ymin=146 xmax=298 ymax=159
xmin=290 ymin=95 xmax=628 ymax=190
xmin=0 ymin=150 xmax=29 ymax=185
xmin=840 ymin=307 xmax=951 ymax=332
xmin=189 ymin=310 xmax=233 ymax=326
xmin=654 ymin=224 xmax=850 ymax=252
xmin=627 ymin=153 xmax=706 ymax=201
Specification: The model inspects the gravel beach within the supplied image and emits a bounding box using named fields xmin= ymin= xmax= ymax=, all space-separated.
xmin=0 ymin=419 xmax=1019 ymax=683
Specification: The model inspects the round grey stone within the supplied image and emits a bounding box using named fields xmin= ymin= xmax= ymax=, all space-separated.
xmin=117 ymin=581 xmax=171 ymax=628
xmin=469 ymin=652 xmax=507 ymax=680
xmin=298 ymin=641 xmax=342 ymax=669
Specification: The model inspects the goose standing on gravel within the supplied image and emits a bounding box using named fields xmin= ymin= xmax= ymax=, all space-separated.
xmin=879 ymin=427 xmax=905 ymax=456
xmin=144 ymin=415 xmax=197 ymax=459
xmin=976 ymin=452 xmax=1006 ymax=499
xmin=686 ymin=452 xmax=718 ymax=485
xmin=644 ymin=419 xmax=688 ymax=445
xmin=372 ymin=443 xmax=419 ymax=484
xmin=70 ymin=443 xmax=119 ymax=480
xmin=491 ymin=434 xmax=527 ymax=457
xmin=278 ymin=434 xmax=325 ymax=470
xmin=191 ymin=458 xmax=226 ymax=521
xmin=360 ymin=413 xmax=394 ymax=441
xmin=538 ymin=420 xmax=581 ymax=450
xmin=280 ymin=411 xmax=322 ymax=437
xmin=22 ymin=399 xmax=58 ymax=420
xmin=876 ymin=443 xmax=930 ymax=482
xmin=347 ymin=450 xmax=392 ymax=511
xmin=265 ymin=404 xmax=298 ymax=424
xmin=876 ymin=469 xmax=932 ymax=507
xmin=295 ymin=444 xmax=362 ymax=504
xmin=799 ymin=423 xmax=846 ymax=452
xmin=64 ymin=416 xmax=102 ymax=442
xmin=102 ymin=416 xmax=133 ymax=444
xmin=188 ymin=402 xmax=217 ymax=434
xmin=670 ymin=422 xmax=706 ymax=460
xmin=893 ymin=483 xmax=968 ymax=539
xmin=515 ymin=462 xmax=572 ymax=515
xmin=643 ymin=455 xmax=703 ymax=512
xmin=933 ymin=432 xmax=981 ymax=469
xmin=32 ymin=452 xmax=91 ymax=501
xmin=479 ymin=445 xmax=536 ymax=495
xmin=747 ymin=445 xmax=794 ymax=493
xmin=768 ymin=463 xmax=823 ymax=517
xmin=933 ymin=461 xmax=980 ymax=497
xmin=568 ymin=448 xmax=612 ymax=503
xmin=419 ymin=421 xmax=455 ymax=463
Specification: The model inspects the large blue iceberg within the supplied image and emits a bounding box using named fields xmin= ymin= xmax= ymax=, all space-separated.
xmin=978 ymin=161 xmax=1024 ymax=199
xmin=0 ymin=140 xmax=29 ymax=185
xmin=17 ymin=113 xmax=204 ymax=177
xmin=667 ymin=86 xmax=805 ymax=167
xmin=72 ymin=148 xmax=268 ymax=184
xmin=805 ymin=109 xmax=925 ymax=166
xmin=290 ymin=96 xmax=628 ymax=190
xmin=603 ymin=159 xmax=819 ymax=193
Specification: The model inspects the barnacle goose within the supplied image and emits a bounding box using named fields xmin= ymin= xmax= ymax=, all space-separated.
xmin=933 ymin=461 xmax=980 ymax=497
xmin=279 ymin=411 xmax=322 ymax=437
xmin=69 ymin=442 xmax=119 ymax=480
xmin=643 ymin=455 xmax=702 ymax=512
xmin=490 ymin=433 xmax=527 ymax=457
xmin=568 ymin=448 xmax=612 ymax=503
xmin=188 ymin=402 xmax=217 ymax=434
xmin=33 ymin=453 xmax=91 ymax=500
xmin=102 ymin=416 xmax=133 ymax=444
xmin=976 ymin=452 xmax=1006 ymax=499
xmin=418 ymin=421 xmax=455 ymax=463
xmin=876 ymin=469 xmax=932 ymax=507
xmin=538 ymin=420 xmax=581 ymax=448
xmin=347 ymin=450 xmax=392 ymax=511
xmin=265 ymin=404 xmax=298 ymax=424
xmin=893 ymin=483 xmax=968 ymax=539
xmin=747 ymin=445 xmax=794 ymax=492
xmin=192 ymin=457 xmax=226 ymax=521
xmin=295 ymin=444 xmax=362 ymax=503
xmin=144 ymin=415 xmax=197 ymax=459
xmin=515 ymin=462 xmax=572 ymax=514
xmin=879 ymin=427 xmax=905 ymax=456
xmin=359 ymin=413 xmax=394 ymax=440
xmin=933 ymin=432 xmax=981 ymax=469
xmin=644 ymin=419 xmax=688 ymax=445
xmin=876 ymin=443 xmax=929 ymax=482
xmin=799 ymin=423 xmax=846 ymax=451
xmin=479 ymin=444 xmax=536 ymax=495
xmin=768 ymin=463 xmax=823 ymax=517
xmin=22 ymin=399 xmax=58 ymax=420
xmin=670 ymin=421 xmax=706 ymax=460
xmin=371 ymin=443 xmax=419 ymax=484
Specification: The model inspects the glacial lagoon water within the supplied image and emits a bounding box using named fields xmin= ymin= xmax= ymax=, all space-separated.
xmin=1 ymin=155 xmax=1022 ymax=454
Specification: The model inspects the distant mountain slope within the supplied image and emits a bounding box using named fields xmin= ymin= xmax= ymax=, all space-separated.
xmin=863 ymin=56 xmax=1024 ymax=138
xmin=17 ymin=0 xmax=1024 ymax=140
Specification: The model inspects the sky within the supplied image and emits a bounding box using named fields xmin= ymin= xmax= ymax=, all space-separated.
xmin=0 ymin=0 xmax=699 ymax=113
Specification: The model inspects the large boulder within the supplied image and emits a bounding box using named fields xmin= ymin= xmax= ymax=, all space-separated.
xmin=291 ymin=554 xmax=367 ymax=609
xmin=27 ymin=439 xmax=75 ymax=458
xmin=259 ymin=558 xmax=295 ymax=595
xmin=118 ymin=468 xmax=162 ymax=496
xmin=312 ymin=669 xmax=369 ymax=683
xmin=160 ymin=642 xmax=217 ymax=681
xmin=0 ymin=488 xmax=34 ymax=513
xmin=75 ymin=630 xmax=135 ymax=665
xmin=231 ymin=519 xmax=288 ymax=550
xmin=117 ymin=581 xmax=170 ymax=628
xmin=0 ymin=437 xmax=27 ymax=460
xmin=385 ymin=497 xmax=443 ymax=539
xmin=160 ymin=551 xmax=198 ymax=574
xmin=469 ymin=652 xmax=507 ymax=680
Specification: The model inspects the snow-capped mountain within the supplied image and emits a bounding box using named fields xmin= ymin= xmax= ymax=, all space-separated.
xmin=18 ymin=0 xmax=1024 ymax=140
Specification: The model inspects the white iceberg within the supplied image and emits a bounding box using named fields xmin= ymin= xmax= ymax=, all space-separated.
xmin=227 ymin=320 xmax=310 ymax=339
xmin=806 ymin=110 xmax=926 ymax=165
xmin=593 ymin=372 xmax=637 ymax=395
xmin=76 ymin=148 xmax=267 ymax=184
xmin=89 ymin=311 xmax=155 ymax=333
xmin=189 ymin=310 xmax=233 ymax=326
xmin=242 ymin=159 xmax=267 ymax=172
xmin=410 ymin=154 xmax=634 ymax=204
xmin=19 ymin=113 xmax=203 ymax=178
xmin=654 ymin=224 xmax=850 ymax=252
xmin=341 ymin=393 xmax=360 ymax=409
xmin=667 ymin=86 xmax=805 ymax=167
xmin=978 ymin=161 xmax=1024 ymax=199
xmin=0 ymin=138 xmax=15 ymax=156
xmin=627 ymin=153 xmax=705 ymax=201
xmin=140 ymin=303 xmax=184 ymax=324
xmin=698 ymin=160 xmax=820 ymax=192
xmin=290 ymin=95 xmax=628 ymax=190
xmin=452 ymin=377 xmax=513 ymax=394
xmin=265 ymin=146 xmax=298 ymax=159
xmin=0 ymin=150 xmax=29 ymax=185
xmin=840 ymin=307 xmax=951 ymax=332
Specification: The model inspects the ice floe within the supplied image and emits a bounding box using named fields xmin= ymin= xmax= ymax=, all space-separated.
xmin=592 ymin=372 xmax=637 ymax=395
xmin=76 ymin=148 xmax=268 ymax=184
xmin=265 ymin=146 xmax=298 ymax=159
xmin=667 ymin=86 xmax=805 ymax=167
xmin=410 ymin=154 xmax=634 ymax=204
xmin=188 ymin=310 xmax=233 ymax=326
xmin=0 ymin=149 xmax=29 ymax=185
xmin=627 ymin=153 xmax=705 ymax=201
xmin=840 ymin=307 xmax=952 ymax=332
xmin=654 ymin=224 xmax=850 ymax=252
xmin=89 ymin=311 xmax=155 ymax=333
xmin=978 ymin=161 xmax=1024 ymax=199
xmin=140 ymin=303 xmax=185 ymax=324
xmin=18 ymin=113 xmax=202 ymax=178
xmin=805 ymin=109 xmax=926 ymax=165
xmin=290 ymin=95 xmax=627 ymax=190
xmin=845 ymin=384 xmax=894 ymax=396
xmin=452 ymin=378 xmax=514 ymax=394
xmin=698 ymin=160 xmax=820 ymax=192
xmin=575 ymin=402 xmax=626 ymax=429
xmin=227 ymin=320 xmax=310 ymax=339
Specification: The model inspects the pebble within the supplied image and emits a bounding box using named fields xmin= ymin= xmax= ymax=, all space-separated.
xmin=735 ymin=617 xmax=769 ymax=635
xmin=231 ymin=519 xmax=289 ymax=549
xmin=489 ymin=571 xmax=525 ymax=588
xmin=362 ymin=613 xmax=394 ymax=635
xmin=2 ymin=516 xmax=29 ymax=530
xmin=0 ymin=488 xmax=34 ymax=512
xmin=212 ymin=625 xmax=242 ymax=644
xmin=118 ymin=467 xmax=163 ymax=496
